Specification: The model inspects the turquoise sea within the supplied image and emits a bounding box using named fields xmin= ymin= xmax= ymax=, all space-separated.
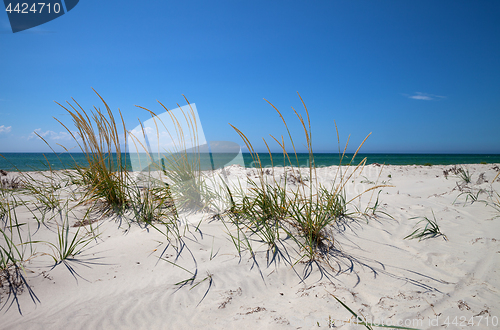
xmin=1 ymin=152 xmax=499 ymax=172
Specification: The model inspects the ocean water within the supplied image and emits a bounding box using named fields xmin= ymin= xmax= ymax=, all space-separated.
xmin=1 ymin=152 xmax=499 ymax=172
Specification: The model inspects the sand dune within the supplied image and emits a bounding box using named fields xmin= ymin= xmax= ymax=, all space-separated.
xmin=2 ymin=164 xmax=499 ymax=329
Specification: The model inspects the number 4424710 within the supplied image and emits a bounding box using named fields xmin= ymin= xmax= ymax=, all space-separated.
xmin=5 ymin=3 xmax=62 ymax=14
xmin=442 ymin=315 xmax=498 ymax=327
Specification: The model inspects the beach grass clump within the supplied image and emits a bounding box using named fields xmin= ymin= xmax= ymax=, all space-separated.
xmin=42 ymin=207 xmax=96 ymax=280
xmin=0 ymin=177 xmax=22 ymax=190
xmin=46 ymin=209 xmax=94 ymax=264
xmin=0 ymin=200 xmax=39 ymax=313
xmin=455 ymin=186 xmax=500 ymax=219
xmin=362 ymin=190 xmax=392 ymax=220
xmin=18 ymin=174 xmax=62 ymax=212
xmin=443 ymin=165 xmax=465 ymax=180
xmin=285 ymin=191 xmax=337 ymax=260
xmin=490 ymin=190 xmax=500 ymax=217
xmin=490 ymin=171 xmax=500 ymax=215
xmin=404 ymin=211 xmax=447 ymax=241
xmin=225 ymin=93 xmax=390 ymax=262
xmin=317 ymin=185 xmax=349 ymax=219
xmin=47 ymin=91 xmax=218 ymax=238
xmin=49 ymin=92 xmax=206 ymax=238
xmin=453 ymin=170 xmax=500 ymax=218
xmin=489 ymin=190 xmax=500 ymax=215
xmin=0 ymin=169 xmax=22 ymax=191
xmin=51 ymin=89 xmax=130 ymax=216
xmin=457 ymin=167 xmax=472 ymax=184
xmin=133 ymin=100 xmax=217 ymax=215
xmin=228 ymin=179 xmax=289 ymax=251
xmin=160 ymin=156 xmax=209 ymax=213
xmin=443 ymin=165 xmax=472 ymax=185
xmin=74 ymin=163 xmax=130 ymax=215
xmin=128 ymin=180 xmax=178 ymax=228
xmin=14 ymin=201 xmax=100 ymax=282
xmin=0 ymin=189 xmax=13 ymax=224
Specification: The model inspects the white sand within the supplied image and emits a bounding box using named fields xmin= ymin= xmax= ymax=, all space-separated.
xmin=2 ymin=164 xmax=499 ymax=329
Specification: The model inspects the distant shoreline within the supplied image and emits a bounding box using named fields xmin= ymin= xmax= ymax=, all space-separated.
xmin=1 ymin=152 xmax=500 ymax=172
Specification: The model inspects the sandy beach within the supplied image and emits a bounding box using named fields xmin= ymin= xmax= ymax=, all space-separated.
xmin=1 ymin=163 xmax=499 ymax=329
xmin=3 ymin=1 xmax=500 ymax=328
xmin=4 ymin=1 xmax=500 ymax=328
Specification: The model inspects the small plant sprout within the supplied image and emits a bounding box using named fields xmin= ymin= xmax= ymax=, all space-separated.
xmin=39 ymin=204 xmax=98 ymax=281
xmin=457 ymin=167 xmax=472 ymax=184
xmin=404 ymin=211 xmax=447 ymax=241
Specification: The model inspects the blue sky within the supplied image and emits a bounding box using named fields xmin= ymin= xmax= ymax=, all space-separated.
xmin=1 ymin=0 xmax=499 ymax=153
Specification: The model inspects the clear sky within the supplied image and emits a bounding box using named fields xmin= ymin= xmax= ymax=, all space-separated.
xmin=1 ymin=1 xmax=499 ymax=153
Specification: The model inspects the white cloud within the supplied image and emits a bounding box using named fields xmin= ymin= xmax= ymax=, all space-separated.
xmin=405 ymin=92 xmax=446 ymax=101
xmin=0 ymin=125 xmax=12 ymax=134
xmin=129 ymin=126 xmax=155 ymax=136
xmin=28 ymin=128 xmax=74 ymax=141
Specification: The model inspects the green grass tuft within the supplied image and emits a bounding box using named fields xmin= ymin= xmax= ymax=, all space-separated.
xmin=224 ymin=93 xmax=392 ymax=262
xmin=0 ymin=199 xmax=39 ymax=314
xmin=404 ymin=211 xmax=447 ymax=241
